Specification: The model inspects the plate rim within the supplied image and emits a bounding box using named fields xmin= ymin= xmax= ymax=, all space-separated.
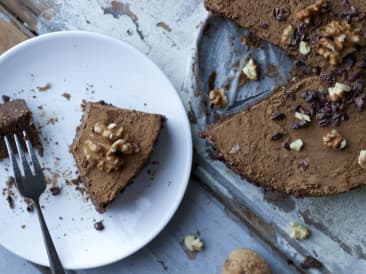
xmin=0 ymin=30 xmax=193 ymax=270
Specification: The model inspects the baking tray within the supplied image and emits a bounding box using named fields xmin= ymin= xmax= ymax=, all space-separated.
xmin=184 ymin=15 xmax=366 ymax=273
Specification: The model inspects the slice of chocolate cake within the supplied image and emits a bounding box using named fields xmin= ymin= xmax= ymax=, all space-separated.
xmin=71 ymin=102 xmax=164 ymax=212
xmin=205 ymin=0 xmax=366 ymax=71
xmin=204 ymin=76 xmax=366 ymax=196
xmin=0 ymin=99 xmax=43 ymax=158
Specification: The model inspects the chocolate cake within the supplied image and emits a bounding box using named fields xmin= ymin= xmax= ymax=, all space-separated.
xmin=71 ymin=102 xmax=164 ymax=212
xmin=205 ymin=76 xmax=366 ymax=196
xmin=205 ymin=0 xmax=366 ymax=72
xmin=202 ymin=0 xmax=366 ymax=196
xmin=0 ymin=99 xmax=42 ymax=158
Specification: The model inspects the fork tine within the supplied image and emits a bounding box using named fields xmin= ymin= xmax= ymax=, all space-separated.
xmin=13 ymin=133 xmax=33 ymax=176
xmin=4 ymin=136 xmax=22 ymax=181
xmin=23 ymin=131 xmax=43 ymax=175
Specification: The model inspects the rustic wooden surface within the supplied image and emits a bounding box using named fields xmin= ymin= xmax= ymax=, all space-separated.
xmin=2 ymin=0 xmax=365 ymax=273
xmin=0 ymin=1 xmax=298 ymax=273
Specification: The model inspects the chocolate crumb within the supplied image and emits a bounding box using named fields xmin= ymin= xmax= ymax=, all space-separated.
xmin=94 ymin=221 xmax=104 ymax=231
xmin=2 ymin=95 xmax=10 ymax=103
xmin=298 ymin=160 xmax=309 ymax=171
xmin=271 ymin=112 xmax=286 ymax=121
xmin=26 ymin=204 xmax=34 ymax=212
xmin=271 ymin=132 xmax=284 ymax=140
xmin=286 ymin=91 xmax=296 ymax=100
xmin=300 ymin=256 xmax=323 ymax=269
xmin=6 ymin=195 xmax=14 ymax=209
xmin=282 ymin=142 xmax=291 ymax=150
xmin=291 ymin=121 xmax=307 ymax=129
xmin=50 ymin=186 xmax=61 ymax=196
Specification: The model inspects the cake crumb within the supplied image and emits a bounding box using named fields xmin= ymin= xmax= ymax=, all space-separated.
xmin=37 ymin=83 xmax=51 ymax=92
xmin=61 ymin=92 xmax=71 ymax=100
xmin=50 ymin=186 xmax=61 ymax=196
xmin=94 ymin=221 xmax=105 ymax=231
xmin=156 ymin=21 xmax=171 ymax=32
xmin=2 ymin=95 xmax=10 ymax=102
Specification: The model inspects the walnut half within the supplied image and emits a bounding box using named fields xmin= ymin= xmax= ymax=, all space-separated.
xmin=295 ymin=0 xmax=328 ymax=24
xmin=316 ymin=21 xmax=365 ymax=65
xmin=209 ymin=88 xmax=228 ymax=108
xmin=322 ymin=129 xmax=347 ymax=150
xmin=83 ymin=122 xmax=139 ymax=173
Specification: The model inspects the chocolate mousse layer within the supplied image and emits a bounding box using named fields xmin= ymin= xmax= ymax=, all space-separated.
xmin=205 ymin=0 xmax=366 ymax=71
xmin=205 ymin=76 xmax=366 ymax=196
xmin=71 ymin=102 xmax=164 ymax=212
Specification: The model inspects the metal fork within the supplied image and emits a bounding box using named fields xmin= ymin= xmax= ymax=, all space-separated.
xmin=4 ymin=131 xmax=65 ymax=274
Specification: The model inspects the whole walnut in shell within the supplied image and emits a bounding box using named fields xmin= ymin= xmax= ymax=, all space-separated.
xmin=222 ymin=249 xmax=272 ymax=274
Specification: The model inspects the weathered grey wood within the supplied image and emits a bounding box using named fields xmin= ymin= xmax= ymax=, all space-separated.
xmin=0 ymin=181 xmax=297 ymax=274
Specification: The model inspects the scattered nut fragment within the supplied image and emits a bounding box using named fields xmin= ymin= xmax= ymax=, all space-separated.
xmin=222 ymin=248 xmax=272 ymax=274
xmin=228 ymin=144 xmax=240 ymax=154
xmin=295 ymin=112 xmax=311 ymax=122
xmin=242 ymin=58 xmax=259 ymax=81
xmin=290 ymin=139 xmax=304 ymax=152
xmin=316 ymin=21 xmax=365 ymax=65
xmin=295 ymin=0 xmax=328 ymax=24
xmin=281 ymin=25 xmax=294 ymax=45
xmin=328 ymin=82 xmax=351 ymax=102
xmin=358 ymin=150 xmax=366 ymax=169
xmin=322 ymin=129 xmax=347 ymax=150
xmin=37 ymin=83 xmax=51 ymax=92
xmin=184 ymin=235 xmax=204 ymax=252
xmin=290 ymin=222 xmax=310 ymax=240
xmin=299 ymin=41 xmax=311 ymax=55
xmin=209 ymin=88 xmax=228 ymax=108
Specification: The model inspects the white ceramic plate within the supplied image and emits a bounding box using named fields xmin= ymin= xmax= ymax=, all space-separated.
xmin=0 ymin=31 xmax=192 ymax=269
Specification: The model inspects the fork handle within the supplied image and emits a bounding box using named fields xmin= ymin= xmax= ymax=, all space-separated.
xmin=34 ymin=200 xmax=65 ymax=274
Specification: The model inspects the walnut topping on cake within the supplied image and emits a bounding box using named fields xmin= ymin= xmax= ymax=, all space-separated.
xmin=295 ymin=0 xmax=328 ymax=24
xmin=316 ymin=21 xmax=365 ymax=65
xmin=242 ymin=58 xmax=259 ymax=81
xmin=358 ymin=150 xmax=366 ymax=169
xmin=328 ymin=82 xmax=351 ymax=102
xmin=290 ymin=139 xmax=304 ymax=152
xmin=299 ymin=41 xmax=311 ymax=55
xmin=83 ymin=122 xmax=139 ymax=173
xmin=322 ymin=129 xmax=347 ymax=150
xmin=281 ymin=25 xmax=294 ymax=45
xmin=209 ymin=88 xmax=228 ymax=108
